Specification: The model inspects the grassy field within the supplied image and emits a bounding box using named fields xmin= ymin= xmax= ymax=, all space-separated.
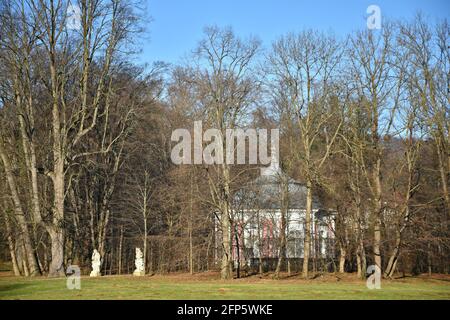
xmin=1 ymin=271 xmax=449 ymax=300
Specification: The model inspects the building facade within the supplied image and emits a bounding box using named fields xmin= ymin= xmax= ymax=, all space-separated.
xmin=215 ymin=155 xmax=336 ymax=271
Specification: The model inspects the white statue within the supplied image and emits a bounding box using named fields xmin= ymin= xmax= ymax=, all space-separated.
xmin=90 ymin=249 xmax=101 ymax=277
xmin=133 ymin=247 xmax=145 ymax=276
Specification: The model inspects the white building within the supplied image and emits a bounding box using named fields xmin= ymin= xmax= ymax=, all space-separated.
xmin=215 ymin=154 xmax=336 ymax=270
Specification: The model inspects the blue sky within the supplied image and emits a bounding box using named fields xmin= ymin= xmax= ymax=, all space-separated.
xmin=139 ymin=0 xmax=449 ymax=66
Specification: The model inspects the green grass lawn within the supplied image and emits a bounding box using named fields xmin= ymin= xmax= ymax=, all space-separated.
xmin=1 ymin=273 xmax=449 ymax=300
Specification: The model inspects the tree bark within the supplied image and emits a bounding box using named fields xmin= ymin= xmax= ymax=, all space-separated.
xmin=143 ymin=219 xmax=147 ymax=275
xmin=220 ymin=165 xmax=233 ymax=280
xmin=189 ymin=172 xmax=194 ymax=274
xmin=118 ymin=226 xmax=124 ymax=275
xmin=384 ymin=229 xmax=401 ymax=278
xmin=221 ymin=212 xmax=232 ymax=279
xmin=48 ymin=227 xmax=65 ymax=277
xmin=275 ymin=174 xmax=288 ymax=278
xmin=372 ymin=98 xmax=383 ymax=275
xmin=3 ymin=211 xmax=21 ymax=276
xmin=302 ymin=178 xmax=313 ymax=278
xmin=354 ymin=212 xmax=366 ymax=279
xmin=339 ymin=244 xmax=346 ymax=273
xmin=0 ymin=143 xmax=41 ymax=276
xmin=257 ymin=211 xmax=263 ymax=275
xmin=436 ymin=141 xmax=449 ymax=211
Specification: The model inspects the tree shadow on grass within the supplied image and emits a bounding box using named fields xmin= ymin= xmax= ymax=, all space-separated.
xmin=393 ymin=274 xmax=450 ymax=283
xmin=0 ymin=282 xmax=32 ymax=293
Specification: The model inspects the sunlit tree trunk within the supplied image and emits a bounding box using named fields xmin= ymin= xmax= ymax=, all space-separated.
xmin=0 ymin=143 xmax=41 ymax=276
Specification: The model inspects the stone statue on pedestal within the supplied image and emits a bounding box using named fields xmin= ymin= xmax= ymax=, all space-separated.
xmin=90 ymin=249 xmax=101 ymax=277
xmin=133 ymin=247 xmax=145 ymax=276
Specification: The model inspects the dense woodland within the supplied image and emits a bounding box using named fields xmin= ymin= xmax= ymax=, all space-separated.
xmin=0 ymin=0 xmax=448 ymax=280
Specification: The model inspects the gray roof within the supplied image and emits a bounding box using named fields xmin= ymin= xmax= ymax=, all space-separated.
xmin=234 ymin=171 xmax=322 ymax=210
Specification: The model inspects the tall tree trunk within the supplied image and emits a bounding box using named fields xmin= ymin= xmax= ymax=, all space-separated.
xmin=189 ymin=224 xmax=193 ymax=274
xmin=372 ymin=101 xmax=383 ymax=275
xmin=98 ymin=207 xmax=111 ymax=268
xmin=20 ymin=243 xmax=30 ymax=277
xmin=338 ymin=220 xmax=349 ymax=273
xmin=339 ymin=243 xmax=346 ymax=273
xmin=220 ymin=166 xmax=233 ymax=280
xmin=4 ymin=211 xmax=21 ymax=276
xmin=16 ymin=92 xmax=42 ymax=228
xmin=351 ymin=159 xmax=367 ymax=279
xmin=373 ymin=201 xmax=382 ymax=275
xmin=221 ymin=212 xmax=232 ymax=279
xmin=427 ymin=242 xmax=432 ymax=275
xmin=234 ymin=223 xmax=240 ymax=278
xmin=47 ymin=43 xmax=66 ymax=275
xmin=355 ymin=197 xmax=366 ymax=278
xmin=302 ymin=178 xmax=313 ymax=278
xmin=48 ymin=227 xmax=65 ymax=277
xmin=354 ymin=211 xmax=366 ymax=279
xmin=0 ymin=144 xmax=41 ymax=276
xmin=257 ymin=211 xmax=263 ymax=275
xmin=206 ymin=231 xmax=212 ymax=271
xmin=189 ymin=172 xmax=194 ymax=274
xmin=118 ymin=226 xmax=123 ymax=275
xmin=48 ymin=157 xmax=65 ymax=277
xmin=149 ymin=242 xmax=153 ymax=274
xmin=385 ymin=199 xmax=412 ymax=278
xmin=436 ymin=141 xmax=450 ymax=211
xmin=143 ymin=220 xmax=148 ymax=275
xmin=275 ymin=175 xmax=288 ymax=278
xmin=384 ymin=229 xmax=401 ymax=278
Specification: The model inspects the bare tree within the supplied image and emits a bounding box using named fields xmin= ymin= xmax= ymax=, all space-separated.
xmin=347 ymin=24 xmax=400 ymax=275
xmin=266 ymin=30 xmax=343 ymax=278
xmin=399 ymin=16 xmax=449 ymax=212
xmin=188 ymin=26 xmax=260 ymax=279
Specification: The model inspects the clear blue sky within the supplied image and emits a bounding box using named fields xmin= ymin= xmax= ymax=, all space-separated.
xmin=139 ymin=0 xmax=449 ymax=66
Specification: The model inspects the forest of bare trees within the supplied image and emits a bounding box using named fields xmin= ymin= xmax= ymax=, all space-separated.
xmin=0 ymin=0 xmax=448 ymax=281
